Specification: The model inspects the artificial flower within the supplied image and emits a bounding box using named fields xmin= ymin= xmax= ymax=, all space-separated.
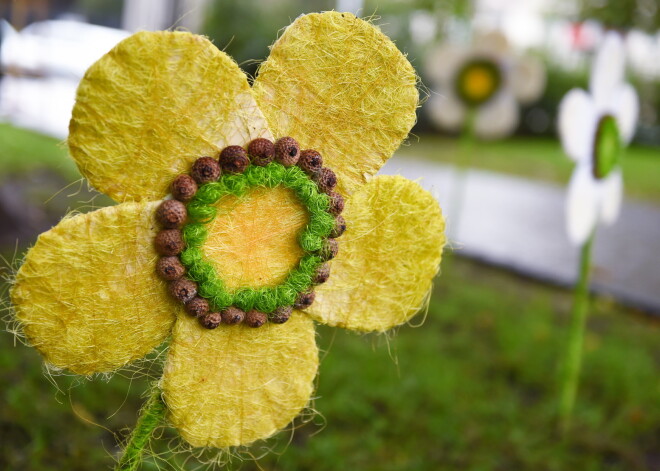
xmin=426 ymin=30 xmax=546 ymax=139
xmin=10 ymin=12 xmax=446 ymax=449
xmin=558 ymin=31 xmax=638 ymax=245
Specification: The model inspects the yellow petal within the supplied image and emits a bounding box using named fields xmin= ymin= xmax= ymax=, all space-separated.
xmin=69 ymin=31 xmax=271 ymax=203
xmin=253 ymin=12 xmax=418 ymax=196
xmin=10 ymin=202 xmax=178 ymax=375
xmin=162 ymin=312 xmax=317 ymax=447
xmin=306 ymin=176 xmax=446 ymax=332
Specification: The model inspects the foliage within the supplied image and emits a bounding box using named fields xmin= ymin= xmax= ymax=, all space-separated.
xmin=1 ymin=254 xmax=658 ymax=470
xmin=579 ymin=0 xmax=660 ymax=33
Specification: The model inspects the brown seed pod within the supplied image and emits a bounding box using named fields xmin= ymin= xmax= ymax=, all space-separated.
xmin=156 ymin=256 xmax=185 ymax=281
xmin=199 ymin=312 xmax=222 ymax=329
xmin=191 ymin=156 xmax=221 ymax=184
xmin=320 ymin=238 xmax=339 ymax=261
xmin=186 ymin=296 xmax=209 ymax=318
xmin=274 ymin=137 xmax=300 ymax=166
xmin=298 ymin=149 xmax=323 ymax=174
xmin=313 ymin=264 xmax=331 ymax=284
xmin=247 ymin=138 xmax=275 ymax=166
xmin=155 ymin=229 xmax=184 ymax=256
xmin=270 ymin=305 xmax=293 ymax=324
xmin=331 ymin=215 xmax=347 ymax=238
xmin=221 ymin=306 xmax=245 ymax=325
xmin=314 ymin=168 xmax=337 ymax=193
xmin=168 ymin=279 xmax=197 ymax=303
xmin=327 ymin=191 xmax=345 ymax=216
xmin=245 ymin=309 xmax=268 ymax=328
xmin=219 ymin=145 xmax=249 ymax=174
xmin=294 ymin=291 xmax=316 ymax=309
xmin=156 ymin=199 xmax=187 ymax=228
xmin=171 ymin=174 xmax=198 ymax=202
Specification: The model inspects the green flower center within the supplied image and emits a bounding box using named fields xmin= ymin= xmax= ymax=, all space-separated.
xmin=455 ymin=58 xmax=502 ymax=107
xmin=180 ymin=163 xmax=335 ymax=313
xmin=593 ymin=115 xmax=622 ymax=180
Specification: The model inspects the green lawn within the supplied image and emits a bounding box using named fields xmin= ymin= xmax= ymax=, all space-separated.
xmin=398 ymin=135 xmax=660 ymax=203
xmin=0 ymin=124 xmax=658 ymax=469
xmin=0 ymin=124 xmax=77 ymax=179
xmin=1 ymin=254 xmax=657 ymax=470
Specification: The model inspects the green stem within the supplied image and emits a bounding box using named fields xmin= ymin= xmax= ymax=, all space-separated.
xmin=116 ymin=388 xmax=166 ymax=471
xmin=558 ymin=233 xmax=595 ymax=434
xmin=448 ymin=106 xmax=477 ymax=238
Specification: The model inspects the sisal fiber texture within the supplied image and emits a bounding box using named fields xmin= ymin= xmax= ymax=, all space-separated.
xmin=306 ymin=176 xmax=446 ymax=332
xmin=162 ymin=312 xmax=318 ymax=448
xmin=69 ymin=31 xmax=272 ymax=203
xmin=253 ymin=12 xmax=419 ymax=197
xmin=10 ymin=203 xmax=178 ymax=375
xmin=202 ymin=186 xmax=308 ymax=289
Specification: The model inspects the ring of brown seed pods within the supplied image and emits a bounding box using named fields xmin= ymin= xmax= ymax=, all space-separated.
xmin=154 ymin=137 xmax=347 ymax=329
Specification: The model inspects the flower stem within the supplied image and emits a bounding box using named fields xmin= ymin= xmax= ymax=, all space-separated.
xmin=448 ymin=106 xmax=477 ymax=238
xmin=558 ymin=232 xmax=595 ymax=434
xmin=115 ymin=387 xmax=166 ymax=471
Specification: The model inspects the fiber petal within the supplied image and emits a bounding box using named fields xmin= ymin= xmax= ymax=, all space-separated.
xmin=613 ymin=83 xmax=639 ymax=145
xmin=590 ymin=31 xmax=625 ymax=113
xmin=427 ymin=89 xmax=466 ymax=132
xmin=69 ymin=31 xmax=271 ymax=203
xmin=474 ymin=92 xmax=519 ymax=139
xmin=306 ymin=176 xmax=445 ymax=332
xmin=10 ymin=202 xmax=177 ymax=375
xmin=511 ymin=55 xmax=546 ymax=104
xmin=558 ymin=88 xmax=597 ymax=163
xmin=253 ymin=12 xmax=418 ymax=196
xmin=566 ymin=165 xmax=599 ymax=245
xmin=600 ymin=168 xmax=623 ymax=225
xmin=162 ymin=313 xmax=317 ymax=447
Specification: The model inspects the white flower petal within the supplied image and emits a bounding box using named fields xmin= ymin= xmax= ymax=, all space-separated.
xmin=590 ymin=31 xmax=626 ymax=113
xmin=558 ymin=88 xmax=598 ymax=163
xmin=511 ymin=55 xmax=546 ymax=104
xmin=599 ymin=168 xmax=623 ymax=225
xmin=474 ymin=30 xmax=511 ymax=56
xmin=566 ymin=165 xmax=599 ymax=245
xmin=612 ymin=83 xmax=639 ymax=144
xmin=427 ymin=89 xmax=466 ymax=132
xmin=426 ymin=44 xmax=466 ymax=85
xmin=474 ymin=92 xmax=519 ymax=139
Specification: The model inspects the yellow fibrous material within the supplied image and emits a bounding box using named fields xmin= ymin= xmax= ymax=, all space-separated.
xmin=162 ymin=312 xmax=318 ymax=447
xmin=253 ymin=12 xmax=419 ymax=197
xmin=204 ymin=187 xmax=308 ymax=289
xmin=10 ymin=203 xmax=178 ymax=375
xmin=306 ymin=176 xmax=446 ymax=332
xmin=69 ymin=31 xmax=272 ymax=203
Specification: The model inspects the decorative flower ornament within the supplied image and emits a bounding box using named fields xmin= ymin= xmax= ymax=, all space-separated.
xmin=10 ymin=11 xmax=446 ymax=452
xmin=558 ymin=31 xmax=638 ymax=245
xmin=426 ymin=31 xmax=546 ymax=139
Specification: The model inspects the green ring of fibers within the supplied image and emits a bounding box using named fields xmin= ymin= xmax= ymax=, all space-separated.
xmin=180 ymin=162 xmax=336 ymax=313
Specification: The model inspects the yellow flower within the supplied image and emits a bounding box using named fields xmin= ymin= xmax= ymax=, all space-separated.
xmin=10 ymin=12 xmax=446 ymax=448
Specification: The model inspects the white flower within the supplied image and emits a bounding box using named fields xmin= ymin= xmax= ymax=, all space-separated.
xmin=426 ymin=30 xmax=546 ymax=139
xmin=558 ymin=32 xmax=639 ymax=246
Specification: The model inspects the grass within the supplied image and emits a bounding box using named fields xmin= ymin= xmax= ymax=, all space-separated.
xmin=0 ymin=124 xmax=78 ymax=180
xmin=0 ymin=123 xmax=657 ymax=469
xmin=1 ymin=254 xmax=658 ymax=470
xmin=398 ymin=135 xmax=660 ymax=203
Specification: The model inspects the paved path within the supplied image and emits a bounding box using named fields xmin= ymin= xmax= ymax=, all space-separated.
xmin=381 ymin=157 xmax=660 ymax=313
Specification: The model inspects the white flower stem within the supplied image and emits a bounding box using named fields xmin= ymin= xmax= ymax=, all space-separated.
xmin=559 ymin=231 xmax=595 ymax=434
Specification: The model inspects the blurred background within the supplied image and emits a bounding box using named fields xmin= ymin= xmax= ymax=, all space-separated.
xmin=0 ymin=0 xmax=658 ymax=470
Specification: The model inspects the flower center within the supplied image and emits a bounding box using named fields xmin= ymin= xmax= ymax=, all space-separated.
xmin=203 ymin=186 xmax=308 ymax=289
xmin=455 ymin=58 xmax=501 ymax=107
xmin=593 ymin=115 xmax=621 ymax=180
xmin=153 ymin=138 xmax=346 ymax=329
